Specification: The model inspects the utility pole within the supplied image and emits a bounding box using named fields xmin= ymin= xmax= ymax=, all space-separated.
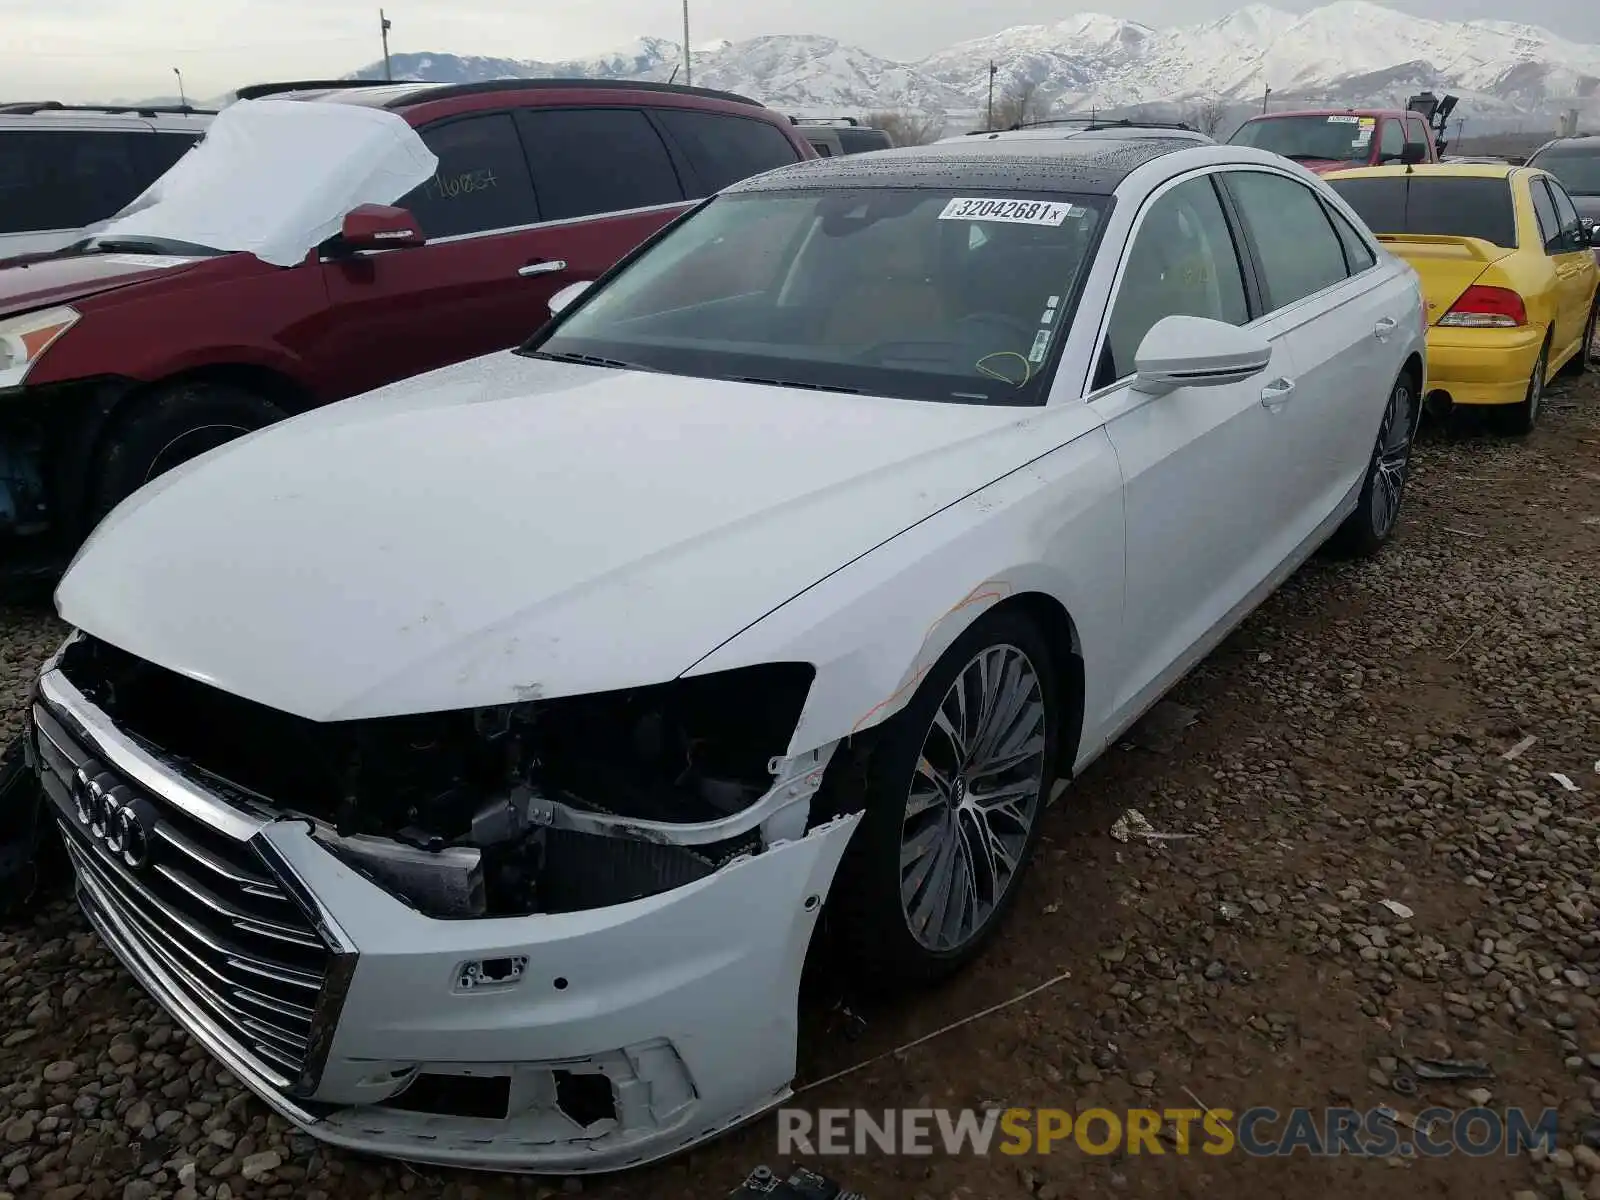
xmin=987 ymin=61 xmax=997 ymax=130
xmin=172 ymin=67 xmax=186 ymax=107
xmin=682 ymin=0 xmax=692 ymax=88
xmin=1261 ymin=84 xmax=1271 ymax=114
xmin=380 ymin=9 xmax=393 ymax=81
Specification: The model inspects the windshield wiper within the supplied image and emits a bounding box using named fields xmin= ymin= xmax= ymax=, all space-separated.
xmin=732 ymin=376 xmax=863 ymax=395
xmin=1283 ymin=153 xmax=1336 ymax=162
xmin=525 ymin=350 xmax=651 ymax=371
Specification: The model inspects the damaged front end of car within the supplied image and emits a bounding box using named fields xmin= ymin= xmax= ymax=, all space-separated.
xmin=32 ymin=631 xmax=862 ymax=1173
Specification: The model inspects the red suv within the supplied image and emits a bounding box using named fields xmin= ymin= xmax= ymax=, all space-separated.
xmin=0 ymin=78 xmax=815 ymax=581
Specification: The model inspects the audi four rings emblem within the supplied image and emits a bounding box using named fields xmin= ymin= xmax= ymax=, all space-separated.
xmin=72 ymin=765 xmax=157 ymax=870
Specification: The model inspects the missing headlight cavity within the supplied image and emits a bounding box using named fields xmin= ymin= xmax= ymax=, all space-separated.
xmin=57 ymin=636 xmax=818 ymax=917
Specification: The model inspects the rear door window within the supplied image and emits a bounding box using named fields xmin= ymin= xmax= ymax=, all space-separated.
xmin=837 ymin=127 xmax=892 ymax=154
xmin=1324 ymin=201 xmax=1377 ymax=272
xmin=0 ymin=130 xmax=154 ymax=234
xmin=1326 ymin=175 xmax=1518 ymax=248
xmin=401 ymin=113 xmax=539 ymax=239
xmin=1224 ymin=170 xmax=1350 ymax=310
xmin=1528 ymin=178 xmax=1561 ymax=251
xmin=515 ymin=107 xmax=685 ymax=222
xmin=1544 ymin=178 xmax=1586 ymax=250
xmin=651 ymin=109 xmax=800 ymax=195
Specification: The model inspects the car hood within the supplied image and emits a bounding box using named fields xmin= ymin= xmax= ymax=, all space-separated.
xmin=57 ymin=354 xmax=1057 ymax=722
xmin=0 ymin=252 xmax=207 ymax=319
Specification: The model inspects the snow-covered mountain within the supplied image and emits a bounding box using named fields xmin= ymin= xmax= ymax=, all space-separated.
xmin=346 ymin=2 xmax=1600 ymax=120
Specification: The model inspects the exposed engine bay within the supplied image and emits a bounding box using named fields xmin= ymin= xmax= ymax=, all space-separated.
xmin=56 ymin=635 xmax=830 ymax=920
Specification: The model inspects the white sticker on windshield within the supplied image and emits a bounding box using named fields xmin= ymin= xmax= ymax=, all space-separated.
xmin=939 ymin=197 xmax=1078 ymax=226
xmin=1027 ymin=329 xmax=1052 ymax=363
xmin=1327 ymin=114 xmax=1361 ymax=124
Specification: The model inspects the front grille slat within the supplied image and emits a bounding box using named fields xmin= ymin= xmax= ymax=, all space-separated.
xmin=154 ymin=862 xmax=325 ymax=950
xmin=154 ymin=821 xmax=287 ymax=900
xmin=65 ymin=840 xmax=316 ymax=1073
xmin=38 ymin=696 xmax=337 ymax=1094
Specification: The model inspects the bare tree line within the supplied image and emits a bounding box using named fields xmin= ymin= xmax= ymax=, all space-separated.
xmin=974 ymin=78 xmax=1232 ymax=137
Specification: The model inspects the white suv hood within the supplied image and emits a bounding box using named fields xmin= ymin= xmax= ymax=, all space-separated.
xmin=58 ymin=354 xmax=1045 ymax=722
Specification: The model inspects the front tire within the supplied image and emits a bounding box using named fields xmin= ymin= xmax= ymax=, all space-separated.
xmin=88 ymin=381 xmax=286 ymax=532
xmin=1328 ymin=369 xmax=1417 ymax=559
xmin=824 ymin=608 xmax=1060 ymax=992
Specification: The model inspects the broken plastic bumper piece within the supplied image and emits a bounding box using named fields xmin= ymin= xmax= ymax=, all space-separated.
xmin=32 ymin=666 xmax=860 ymax=1174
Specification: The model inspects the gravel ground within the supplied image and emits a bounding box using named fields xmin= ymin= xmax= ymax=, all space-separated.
xmin=0 ymin=368 xmax=1597 ymax=1200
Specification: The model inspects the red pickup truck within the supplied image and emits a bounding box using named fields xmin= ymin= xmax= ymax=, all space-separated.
xmin=1228 ymin=100 xmax=1450 ymax=176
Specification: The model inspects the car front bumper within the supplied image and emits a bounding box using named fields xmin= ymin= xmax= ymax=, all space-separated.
xmin=30 ymin=666 xmax=860 ymax=1175
xmin=1423 ymin=325 xmax=1545 ymax=406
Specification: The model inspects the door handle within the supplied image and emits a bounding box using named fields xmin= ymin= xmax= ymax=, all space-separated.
xmin=1374 ymin=317 xmax=1398 ymax=341
xmin=1260 ymin=378 xmax=1296 ymax=410
xmin=518 ymin=259 xmax=567 ymax=278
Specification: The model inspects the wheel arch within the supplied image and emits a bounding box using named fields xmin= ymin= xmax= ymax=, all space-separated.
xmin=118 ymin=362 xmax=319 ymax=418
xmin=1400 ymin=351 xmax=1424 ymax=435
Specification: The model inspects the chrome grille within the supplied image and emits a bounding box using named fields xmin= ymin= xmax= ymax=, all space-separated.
xmin=33 ymin=699 xmax=335 ymax=1091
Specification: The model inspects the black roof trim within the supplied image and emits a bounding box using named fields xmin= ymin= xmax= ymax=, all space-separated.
xmin=233 ymin=79 xmax=398 ymax=101
xmin=0 ymin=101 xmax=216 ymax=117
xmin=381 ymin=77 xmax=767 ymax=109
xmin=976 ymin=117 xmax=1196 ymax=134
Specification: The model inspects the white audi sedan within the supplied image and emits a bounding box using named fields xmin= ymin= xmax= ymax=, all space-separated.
xmin=31 ymin=135 xmax=1424 ymax=1173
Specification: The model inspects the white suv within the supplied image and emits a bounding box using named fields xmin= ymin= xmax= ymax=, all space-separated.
xmin=0 ymin=103 xmax=212 ymax=258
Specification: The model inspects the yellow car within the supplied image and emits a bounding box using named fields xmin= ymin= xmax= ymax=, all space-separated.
xmin=1326 ymin=162 xmax=1600 ymax=434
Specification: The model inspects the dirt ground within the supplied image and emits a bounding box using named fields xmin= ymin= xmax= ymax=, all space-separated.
xmin=1 ymin=365 xmax=1597 ymax=1200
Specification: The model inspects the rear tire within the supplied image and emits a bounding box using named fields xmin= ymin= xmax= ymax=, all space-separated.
xmin=88 ymin=381 xmax=286 ymax=531
xmin=1490 ymin=336 xmax=1548 ymax=437
xmin=1328 ymin=369 xmax=1417 ymax=559
xmin=823 ymin=608 xmax=1061 ymax=993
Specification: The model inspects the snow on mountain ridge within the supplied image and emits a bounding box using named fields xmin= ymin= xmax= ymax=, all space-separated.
xmin=347 ymin=2 xmax=1600 ymax=119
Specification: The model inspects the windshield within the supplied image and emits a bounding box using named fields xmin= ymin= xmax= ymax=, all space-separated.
xmin=524 ymin=187 xmax=1107 ymax=406
xmin=1230 ymin=115 xmax=1376 ymax=163
xmin=1527 ymin=145 xmax=1600 ymax=195
xmin=88 ymin=98 xmax=437 ymax=267
xmin=1326 ymin=176 xmax=1517 ymax=248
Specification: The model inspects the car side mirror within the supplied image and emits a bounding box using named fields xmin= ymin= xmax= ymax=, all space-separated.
xmin=548 ymin=280 xmax=591 ymax=317
xmin=1400 ymin=141 xmax=1428 ymax=165
xmin=1131 ymin=315 xmax=1273 ymax=396
xmin=1588 ymin=222 xmax=1600 ymax=248
xmin=337 ymin=204 xmax=424 ymax=252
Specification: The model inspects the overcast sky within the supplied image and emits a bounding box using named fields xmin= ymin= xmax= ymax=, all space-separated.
xmin=7 ymin=0 xmax=1599 ymax=103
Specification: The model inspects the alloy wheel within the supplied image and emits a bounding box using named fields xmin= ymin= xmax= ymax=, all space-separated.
xmin=899 ymin=644 xmax=1047 ymax=953
xmin=1370 ymin=379 xmax=1414 ymax=538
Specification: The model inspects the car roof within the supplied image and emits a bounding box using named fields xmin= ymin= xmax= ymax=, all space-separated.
xmin=724 ymin=135 xmax=1206 ymax=197
xmin=232 ymin=77 xmax=766 ymax=111
xmin=1530 ymin=135 xmax=1600 ymax=152
xmin=1325 ymin=162 xmax=1516 ymax=181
